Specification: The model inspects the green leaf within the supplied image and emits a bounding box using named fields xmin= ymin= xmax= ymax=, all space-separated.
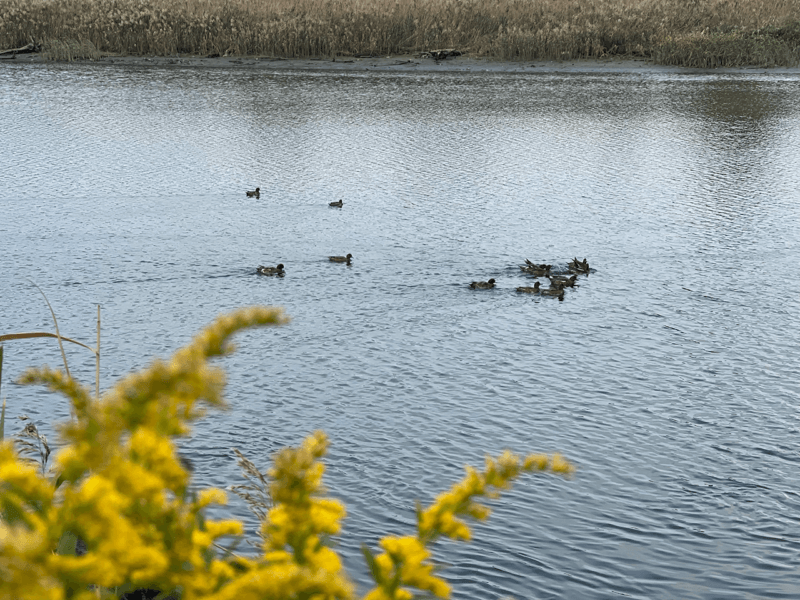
xmin=56 ymin=530 xmax=79 ymax=556
xmin=53 ymin=471 xmax=67 ymax=490
xmin=361 ymin=543 xmax=383 ymax=586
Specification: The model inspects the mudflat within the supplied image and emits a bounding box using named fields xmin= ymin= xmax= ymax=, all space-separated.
xmin=4 ymin=52 xmax=800 ymax=75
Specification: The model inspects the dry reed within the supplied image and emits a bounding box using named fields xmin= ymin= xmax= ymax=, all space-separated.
xmin=229 ymin=446 xmax=273 ymax=549
xmin=0 ymin=0 xmax=799 ymax=67
xmin=40 ymin=38 xmax=102 ymax=61
xmin=12 ymin=416 xmax=52 ymax=476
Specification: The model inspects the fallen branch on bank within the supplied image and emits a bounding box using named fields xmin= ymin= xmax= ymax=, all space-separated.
xmin=0 ymin=41 xmax=41 ymax=56
xmin=418 ymin=48 xmax=463 ymax=60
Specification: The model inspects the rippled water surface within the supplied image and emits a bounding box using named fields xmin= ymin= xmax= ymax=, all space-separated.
xmin=2 ymin=63 xmax=800 ymax=599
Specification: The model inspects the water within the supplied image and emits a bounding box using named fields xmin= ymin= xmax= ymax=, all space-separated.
xmin=2 ymin=62 xmax=800 ymax=599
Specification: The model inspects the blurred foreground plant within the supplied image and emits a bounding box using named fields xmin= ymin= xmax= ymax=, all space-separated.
xmin=0 ymin=306 xmax=573 ymax=600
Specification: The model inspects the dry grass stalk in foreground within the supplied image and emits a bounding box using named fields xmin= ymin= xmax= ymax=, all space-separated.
xmin=228 ymin=447 xmax=272 ymax=548
xmin=0 ymin=0 xmax=798 ymax=66
xmin=0 ymin=306 xmax=574 ymax=599
xmin=11 ymin=416 xmax=52 ymax=477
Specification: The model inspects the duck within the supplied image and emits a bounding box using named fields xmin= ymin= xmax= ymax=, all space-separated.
xmin=520 ymin=264 xmax=550 ymax=276
xmin=256 ymin=263 xmax=284 ymax=276
xmin=568 ymin=257 xmax=590 ymax=273
xmin=329 ymin=253 xmax=353 ymax=264
xmin=547 ymin=274 xmax=578 ymax=287
xmin=516 ymin=283 xmax=540 ymax=294
xmin=525 ymin=259 xmax=552 ymax=270
xmin=470 ymin=278 xmax=496 ymax=289
xmin=246 ymin=187 xmax=260 ymax=199
xmin=516 ymin=281 xmax=563 ymax=299
xmin=329 ymin=200 xmax=343 ymax=207
xmin=540 ymin=282 xmax=565 ymax=299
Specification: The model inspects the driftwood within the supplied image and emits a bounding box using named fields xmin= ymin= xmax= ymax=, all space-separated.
xmin=0 ymin=41 xmax=41 ymax=56
xmin=419 ymin=49 xmax=462 ymax=60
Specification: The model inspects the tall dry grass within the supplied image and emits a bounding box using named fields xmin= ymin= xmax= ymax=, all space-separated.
xmin=1 ymin=0 xmax=799 ymax=66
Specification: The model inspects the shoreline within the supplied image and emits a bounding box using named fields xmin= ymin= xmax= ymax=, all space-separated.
xmin=4 ymin=53 xmax=800 ymax=75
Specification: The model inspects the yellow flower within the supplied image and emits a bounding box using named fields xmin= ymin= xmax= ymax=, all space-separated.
xmin=523 ymin=453 xmax=549 ymax=471
xmin=4 ymin=305 xmax=573 ymax=600
xmin=550 ymin=453 xmax=575 ymax=475
xmin=198 ymin=488 xmax=229 ymax=508
xmin=0 ymin=523 xmax=63 ymax=600
xmin=0 ymin=442 xmax=55 ymax=506
xmin=256 ymin=431 xmax=353 ymax=599
xmin=366 ymin=449 xmax=574 ymax=599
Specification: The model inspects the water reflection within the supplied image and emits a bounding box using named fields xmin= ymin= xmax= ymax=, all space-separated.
xmin=1 ymin=63 xmax=800 ymax=600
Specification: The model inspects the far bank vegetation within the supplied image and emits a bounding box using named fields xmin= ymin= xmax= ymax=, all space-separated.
xmin=1 ymin=0 xmax=799 ymax=67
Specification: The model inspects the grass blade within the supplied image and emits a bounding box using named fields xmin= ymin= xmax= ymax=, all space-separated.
xmin=27 ymin=280 xmax=71 ymax=378
xmin=0 ymin=331 xmax=94 ymax=352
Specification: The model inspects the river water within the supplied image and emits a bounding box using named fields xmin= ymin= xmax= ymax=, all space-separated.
xmin=1 ymin=62 xmax=800 ymax=599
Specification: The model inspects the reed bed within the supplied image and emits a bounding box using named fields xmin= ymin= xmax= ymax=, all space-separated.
xmin=1 ymin=0 xmax=799 ymax=66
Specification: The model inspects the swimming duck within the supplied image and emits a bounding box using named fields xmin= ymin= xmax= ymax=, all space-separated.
xmin=516 ymin=281 xmax=563 ymax=299
xmin=329 ymin=200 xmax=343 ymax=207
xmin=329 ymin=253 xmax=353 ymax=264
xmin=525 ymin=259 xmax=552 ymax=270
xmin=470 ymin=278 xmax=496 ymax=289
xmin=540 ymin=282 xmax=565 ymax=299
xmin=516 ymin=283 xmax=540 ymax=294
xmin=568 ymin=257 xmax=590 ymax=273
xmin=256 ymin=263 xmax=284 ymax=275
xmin=246 ymin=187 xmax=260 ymax=199
xmin=520 ymin=264 xmax=550 ymax=276
xmin=547 ymin=274 xmax=578 ymax=287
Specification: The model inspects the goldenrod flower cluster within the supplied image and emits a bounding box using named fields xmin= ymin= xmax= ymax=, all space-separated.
xmin=2 ymin=307 xmax=287 ymax=600
xmin=207 ymin=431 xmax=354 ymax=600
xmin=0 ymin=306 xmax=574 ymax=600
xmin=364 ymin=451 xmax=574 ymax=600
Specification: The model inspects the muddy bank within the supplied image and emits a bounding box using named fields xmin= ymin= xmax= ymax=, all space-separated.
xmin=4 ymin=52 xmax=800 ymax=75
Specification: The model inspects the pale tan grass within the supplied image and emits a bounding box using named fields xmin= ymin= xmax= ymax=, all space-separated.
xmin=1 ymin=0 xmax=799 ymax=66
xmin=229 ymin=447 xmax=272 ymax=548
xmin=13 ymin=416 xmax=52 ymax=477
xmin=40 ymin=38 xmax=101 ymax=61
